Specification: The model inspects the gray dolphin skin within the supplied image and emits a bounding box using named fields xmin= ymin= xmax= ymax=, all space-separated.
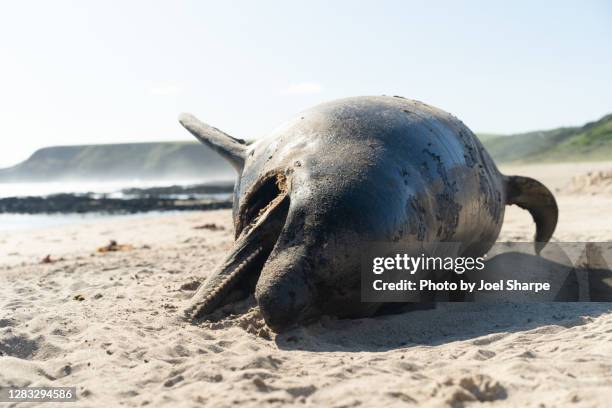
xmin=178 ymin=96 xmax=558 ymax=332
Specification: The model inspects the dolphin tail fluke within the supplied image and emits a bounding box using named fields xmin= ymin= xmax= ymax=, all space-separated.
xmin=178 ymin=113 xmax=247 ymax=172
xmin=504 ymin=175 xmax=558 ymax=254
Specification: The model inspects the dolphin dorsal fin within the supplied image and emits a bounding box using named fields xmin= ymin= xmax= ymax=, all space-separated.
xmin=178 ymin=113 xmax=247 ymax=171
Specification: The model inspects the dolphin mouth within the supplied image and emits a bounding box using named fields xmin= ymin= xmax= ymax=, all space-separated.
xmin=184 ymin=173 xmax=290 ymax=320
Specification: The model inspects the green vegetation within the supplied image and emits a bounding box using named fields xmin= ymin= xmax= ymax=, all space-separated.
xmin=478 ymin=113 xmax=612 ymax=163
xmin=0 ymin=142 xmax=233 ymax=182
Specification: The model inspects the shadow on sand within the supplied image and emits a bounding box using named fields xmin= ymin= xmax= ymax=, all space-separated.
xmin=276 ymin=249 xmax=612 ymax=353
xmin=276 ymin=302 xmax=612 ymax=353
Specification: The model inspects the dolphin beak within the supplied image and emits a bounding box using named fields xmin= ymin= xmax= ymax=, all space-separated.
xmin=256 ymin=279 xmax=318 ymax=332
xmin=184 ymin=174 xmax=289 ymax=320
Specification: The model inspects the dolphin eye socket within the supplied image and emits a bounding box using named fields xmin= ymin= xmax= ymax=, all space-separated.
xmin=237 ymin=172 xmax=288 ymax=236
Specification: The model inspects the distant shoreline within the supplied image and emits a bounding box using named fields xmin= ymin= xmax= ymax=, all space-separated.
xmin=0 ymin=182 xmax=234 ymax=214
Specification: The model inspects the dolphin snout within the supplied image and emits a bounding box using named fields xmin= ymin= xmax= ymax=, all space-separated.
xmin=256 ymin=276 xmax=314 ymax=332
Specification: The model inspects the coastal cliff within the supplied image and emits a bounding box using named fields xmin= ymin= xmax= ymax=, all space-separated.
xmin=0 ymin=141 xmax=234 ymax=182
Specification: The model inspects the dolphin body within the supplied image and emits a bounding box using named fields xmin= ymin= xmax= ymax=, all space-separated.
xmin=178 ymin=96 xmax=558 ymax=332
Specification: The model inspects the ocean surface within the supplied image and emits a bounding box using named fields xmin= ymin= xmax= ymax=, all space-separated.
xmin=0 ymin=179 xmax=230 ymax=199
xmin=0 ymin=180 xmax=233 ymax=232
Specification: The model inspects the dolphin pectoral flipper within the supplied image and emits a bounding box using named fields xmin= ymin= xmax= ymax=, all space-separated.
xmin=504 ymin=175 xmax=558 ymax=254
xmin=178 ymin=113 xmax=247 ymax=171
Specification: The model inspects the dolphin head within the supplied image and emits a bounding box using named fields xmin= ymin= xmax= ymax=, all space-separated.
xmin=178 ymin=107 xmax=397 ymax=331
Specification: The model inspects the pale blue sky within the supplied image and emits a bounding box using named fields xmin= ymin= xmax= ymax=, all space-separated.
xmin=0 ymin=0 xmax=611 ymax=168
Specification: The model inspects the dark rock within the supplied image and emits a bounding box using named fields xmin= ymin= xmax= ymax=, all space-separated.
xmin=0 ymin=193 xmax=232 ymax=214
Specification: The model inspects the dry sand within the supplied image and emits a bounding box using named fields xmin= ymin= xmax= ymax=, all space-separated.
xmin=1 ymin=162 xmax=612 ymax=407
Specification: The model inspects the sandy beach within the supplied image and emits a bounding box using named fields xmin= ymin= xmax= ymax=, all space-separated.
xmin=1 ymin=162 xmax=612 ymax=407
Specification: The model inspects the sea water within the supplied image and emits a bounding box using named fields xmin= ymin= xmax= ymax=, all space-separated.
xmin=0 ymin=179 xmax=232 ymax=232
xmin=0 ymin=179 xmax=226 ymax=198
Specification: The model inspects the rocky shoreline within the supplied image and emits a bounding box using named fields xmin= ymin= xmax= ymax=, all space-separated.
xmin=120 ymin=181 xmax=234 ymax=197
xmin=0 ymin=182 xmax=234 ymax=214
xmin=0 ymin=194 xmax=232 ymax=214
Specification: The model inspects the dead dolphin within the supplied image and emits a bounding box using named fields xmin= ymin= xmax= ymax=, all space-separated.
xmin=178 ymin=96 xmax=558 ymax=332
